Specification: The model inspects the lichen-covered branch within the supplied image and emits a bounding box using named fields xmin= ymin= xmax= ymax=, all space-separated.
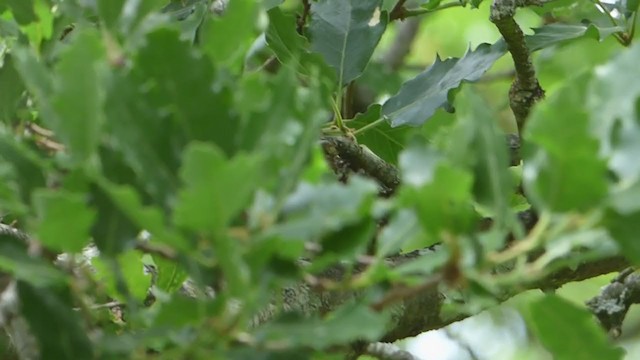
xmin=587 ymin=268 xmax=640 ymax=337
xmin=490 ymin=0 xmax=545 ymax=131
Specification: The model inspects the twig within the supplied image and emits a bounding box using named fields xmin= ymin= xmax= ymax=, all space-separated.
xmin=297 ymin=0 xmax=311 ymax=34
xmin=364 ymin=342 xmax=419 ymax=360
xmin=490 ymin=0 xmax=545 ymax=131
xmin=134 ymin=241 xmax=177 ymax=261
xmin=390 ymin=0 xmax=408 ymax=21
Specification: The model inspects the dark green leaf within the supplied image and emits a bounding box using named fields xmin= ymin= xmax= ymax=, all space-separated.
xmin=309 ymin=0 xmax=387 ymax=85
xmin=0 ymin=133 xmax=47 ymax=204
xmin=526 ymin=23 xmax=625 ymax=52
xmin=266 ymin=7 xmax=306 ymax=65
xmin=0 ymin=239 xmax=66 ymax=286
xmin=97 ymin=0 xmax=126 ymax=29
xmin=382 ymin=42 xmax=506 ymax=127
xmin=18 ymin=281 xmax=93 ymax=360
xmin=33 ymin=189 xmax=95 ymax=253
xmin=90 ymin=183 xmax=139 ymax=255
xmin=0 ymin=55 xmax=25 ymax=121
xmin=5 ymin=0 xmax=36 ymax=25
xmin=526 ymin=294 xmax=624 ymax=360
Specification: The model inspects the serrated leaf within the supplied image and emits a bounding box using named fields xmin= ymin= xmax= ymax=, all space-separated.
xmin=33 ymin=189 xmax=95 ymax=253
xmin=526 ymin=23 xmax=625 ymax=52
xmin=51 ymin=28 xmax=106 ymax=164
xmin=18 ymin=281 xmax=94 ymax=360
xmin=526 ymin=295 xmax=624 ymax=360
xmin=382 ymin=42 xmax=506 ymax=127
xmin=309 ymin=0 xmax=387 ymax=85
xmin=524 ymin=74 xmax=607 ymax=212
xmin=351 ymin=104 xmax=409 ymax=164
xmin=174 ymin=142 xmax=261 ymax=236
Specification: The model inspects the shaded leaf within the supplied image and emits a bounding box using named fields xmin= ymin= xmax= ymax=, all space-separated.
xmin=526 ymin=294 xmax=624 ymax=360
xmin=309 ymin=0 xmax=387 ymax=85
xmin=382 ymin=42 xmax=506 ymax=127
xmin=0 ymin=55 xmax=25 ymax=121
xmin=93 ymin=251 xmax=151 ymax=301
xmin=603 ymin=209 xmax=640 ymax=265
xmin=201 ymin=0 xmax=257 ymax=65
xmin=18 ymin=281 xmax=93 ymax=360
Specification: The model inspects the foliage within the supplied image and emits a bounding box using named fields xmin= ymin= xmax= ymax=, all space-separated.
xmin=0 ymin=0 xmax=638 ymax=359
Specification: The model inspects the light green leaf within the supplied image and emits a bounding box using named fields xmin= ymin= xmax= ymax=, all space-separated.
xmin=382 ymin=42 xmax=506 ymax=127
xmin=174 ymin=142 xmax=261 ymax=236
xmin=201 ymin=0 xmax=258 ymax=65
xmin=309 ymin=0 xmax=387 ymax=85
xmin=526 ymin=295 xmax=624 ymax=360
xmin=266 ymin=7 xmax=306 ymax=65
xmin=603 ymin=209 xmax=640 ymax=265
xmin=5 ymin=0 xmax=36 ymax=25
xmin=33 ymin=190 xmax=95 ymax=253
xmin=93 ymin=251 xmax=151 ymax=302
xmin=524 ymin=74 xmax=607 ymax=212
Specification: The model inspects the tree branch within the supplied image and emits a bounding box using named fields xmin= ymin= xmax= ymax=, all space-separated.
xmin=587 ymin=268 xmax=640 ymax=337
xmin=490 ymin=0 xmax=545 ymax=131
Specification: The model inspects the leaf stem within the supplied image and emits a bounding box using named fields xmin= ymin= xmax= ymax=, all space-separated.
xmin=403 ymin=2 xmax=463 ymax=18
xmin=352 ymin=118 xmax=386 ymax=135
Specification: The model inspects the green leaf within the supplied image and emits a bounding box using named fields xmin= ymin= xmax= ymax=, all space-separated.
xmin=588 ymin=40 xmax=640 ymax=147
xmin=524 ymin=74 xmax=607 ymax=212
xmin=93 ymin=251 xmax=151 ymax=302
xmin=0 ymin=55 xmax=25 ymax=121
xmin=0 ymin=238 xmax=66 ymax=286
xmin=266 ymin=7 xmax=306 ymax=65
xmin=377 ymin=209 xmax=422 ymax=256
xmin=98 ymin=181 xmax=189 ymax=251
xmin=526 ymin=23 xmax=625 ymax=52
xmin=5 ymin=0 xmax=36 ymax=25
xmin=254 ymin=303 xmax=390 ymax=349
xmin=33 ymin=189 xmax=95 ymax=253
xmin=309 ymin=0 xmax=387 ymax=85
xmin=270 ymin=177 xmax=378 ymax=241
xmin=382 ymin=42 xmax=506 ymax=127
xmin=97 ymin=0 xmax=126 ymax=29
xmin=526 ymin=294 xmax=624 ymax=360
xmin=399 ymin=149 xmax=475 ymax=240
xmin=351 ymin=104 xmax=409 ymax=164
xmin=51 ymin=28 xmax=106 ymax=165
xmin=0 ymin=133 xmax=47 ymax=204
xmin=154 ymin=256 xmax=188 ymax=293
xmin=90 ymin=183 xmax=139 ymax=255
xmin=454 ymin=89 xmax=512 ymax=222
xmin=18 ymin=281 xmax=93 ymax=360
xmin=201 ymin=0 xmax=258 ymax=65
xmin=603 ymin=209 xmax=640 ymax=264
xmin=174 ymin=142 xmax=261 ymax=236
xmin=134 ymin=28 xmax=240 ymax=156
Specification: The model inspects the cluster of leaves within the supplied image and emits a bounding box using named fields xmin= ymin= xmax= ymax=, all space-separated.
xmin=0 ymin=0 xmax=638 ymax=359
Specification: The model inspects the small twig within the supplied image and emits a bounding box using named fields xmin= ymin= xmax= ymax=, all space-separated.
xmin=296 ymin=0 xmax=311 ymax=34
xmin=389 ymin=0 xmax=408 ymax=21
xmin=364 ymin=342 xmax=419 ymax=360
xmin=134 ymin=241 xmax=177 ymax=261
xmin=370 ymin=274 xmax=442 ymax=312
